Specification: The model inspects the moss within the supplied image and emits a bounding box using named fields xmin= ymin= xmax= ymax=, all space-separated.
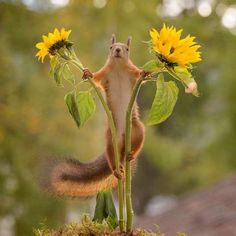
xmin=33 ymin=215 xmax=185 ymax=236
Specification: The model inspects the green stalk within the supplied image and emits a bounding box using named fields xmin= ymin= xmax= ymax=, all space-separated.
xmin=70 ymin=58 xmax=125 ymax=231
xmin=88 ymin=79 xmax=125 ymax=230
xmin=125 ymin=77 xmax=145 ymax=231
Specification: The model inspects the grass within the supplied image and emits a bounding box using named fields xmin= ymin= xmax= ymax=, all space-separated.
xmin=33 ymin=215 xmax=186 ymax=236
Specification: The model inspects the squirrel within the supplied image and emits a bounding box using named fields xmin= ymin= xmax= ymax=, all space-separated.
xmin=41 ymin=35 xmax=145 ymax=197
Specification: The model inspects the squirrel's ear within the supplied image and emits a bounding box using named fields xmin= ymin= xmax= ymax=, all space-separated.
xmin=111 ymin=34 xmax=116 ymax=44
xmin=127 ymin=36 xmax=132 ymax=48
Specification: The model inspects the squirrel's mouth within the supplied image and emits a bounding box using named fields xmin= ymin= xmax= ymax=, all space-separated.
xmin=114 ymin=53 xmax=122 ymax=58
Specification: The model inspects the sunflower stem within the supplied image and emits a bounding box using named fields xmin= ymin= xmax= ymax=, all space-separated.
xmin=70 ymin=58 xmax=125 ymax=231
xmin=125 ymin=76 xmax=145 ymax=231
xmin=88 ymin=78 xmax=125 ymax=231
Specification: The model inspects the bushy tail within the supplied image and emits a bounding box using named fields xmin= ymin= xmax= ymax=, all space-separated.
xmin=40 ymin=154 xmax=118 ymax=197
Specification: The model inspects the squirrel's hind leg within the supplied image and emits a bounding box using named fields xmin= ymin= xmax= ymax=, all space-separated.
xmin=129 ymin=120 xmax=145 ymax=161
xmin=105 ymin=128 xmax=124 ymax=179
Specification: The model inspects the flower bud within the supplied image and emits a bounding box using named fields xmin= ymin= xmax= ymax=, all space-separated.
xmin=185 ymin=82 xmax=198 ymax=95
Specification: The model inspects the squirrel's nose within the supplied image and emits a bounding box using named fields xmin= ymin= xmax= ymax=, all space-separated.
xmin=116 ymin=48 xmax=121 ymax=53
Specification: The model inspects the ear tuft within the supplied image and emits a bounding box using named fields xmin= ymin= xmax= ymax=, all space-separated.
xmin=127 ymin=36 xmax=132 ymax=47
xmin=111 ymin=34 xmax=116 ymax=44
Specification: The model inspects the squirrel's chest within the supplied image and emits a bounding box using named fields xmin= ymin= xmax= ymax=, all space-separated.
xmin=105 ymin=71 xmax=134 ymax=133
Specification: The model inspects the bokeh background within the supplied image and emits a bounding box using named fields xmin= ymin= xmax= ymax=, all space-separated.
xmin=1 ymin=0 xmax=236 ymax=235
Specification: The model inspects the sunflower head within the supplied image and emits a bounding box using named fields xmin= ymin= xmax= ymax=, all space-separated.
xmin=150 ymin=24 xmax=201 ymax=67
xmin=35 ymin=28 xmax=72 ymax=63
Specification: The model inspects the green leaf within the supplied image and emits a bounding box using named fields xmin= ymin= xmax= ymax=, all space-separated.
xmin=174 ymin=66 xmax=192 ymax=81
xmin=49 ymin=57 xmax=75 ymax=86
xmin=50 ymin=55 xmax=57 ymax=67
xmin=49 ymin=56 xmax=64 ymax=86
xmin=62 ymin=64 xmax=75 ymax=85
xmin=76 ymin=91 xmax=96 ymax=128
xmin=104 ymin=190 xmax=118 ymax=229
xmin=147 ymin=75 xmax=179 ymax=125
xmin=93 ymin=192 xmax=106 ymax=223
xmin=65 ymin=92 xmax=80 ymax=127
xmin=49 ymin=56 xmax=57 ymax=79
xmin=93 ymin=190 xmax=118 ymax=230
xmin=173 ymin=66 xmax=199 ymax=97
xmin=53 ymin=62 xmax=64 ymax=86
xmin=142 ymin=59 xmax=163 ymax=72
xmin=65 ymin=91 xmax=96 ymax=128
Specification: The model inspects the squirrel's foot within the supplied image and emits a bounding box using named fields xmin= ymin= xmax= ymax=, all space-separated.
xmin=113 ymin=164 xmax=124 ymax=179
xmin=113 ymin=170 xmax=122 ymax=179
xmin=82 ymin=68 xmax=93 ymax=80
xmin=127 ymin=151 xmax=135 ymax=161
xmin=140 ymin=70 xmax=151 ymax=78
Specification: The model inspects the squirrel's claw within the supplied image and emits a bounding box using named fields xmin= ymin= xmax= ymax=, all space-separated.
xmin=128 ymin=151 xmax=135 ymax=161
xmin=82 ymin=68 xmax=93 ymax=80
xmin=120 ymin=164 xmax=125 ymax=174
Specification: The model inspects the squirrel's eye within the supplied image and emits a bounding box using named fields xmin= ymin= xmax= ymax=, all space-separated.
xmin=126 ymin=48 xmax=129 ymax=51
xmin=110 ymin=46 xmax=113 ymax=50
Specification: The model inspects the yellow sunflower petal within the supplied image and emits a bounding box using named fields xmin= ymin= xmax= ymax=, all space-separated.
xmin=35 ymin=42 xmax=45 ymax=49
xmin=48 ymin=32 xmax=56 ymax=43
xmin=63 ymin=29 xmax=71 ymax=40
xmin=35 ymin=28 xmax=72 ymax=63
xmin=60 ymin=28 xmax=66 ymax=38
xmin=150 ymin=28 xmax=159 ymax=40
xmin=150 ymin=24 xmax=201 ymax=66
xmin=54 ymin=28 xmax=60 ymax=37
xmin=36 ymin=49 xmax=48 ymax=63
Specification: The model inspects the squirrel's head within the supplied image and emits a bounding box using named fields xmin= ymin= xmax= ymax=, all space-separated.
xmin=109 ymin=34 xmax=131 ymax=63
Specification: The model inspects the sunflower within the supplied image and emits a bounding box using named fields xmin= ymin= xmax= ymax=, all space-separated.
xmin=35 ymin=28 xmax=72 ymax=63
xmin=150 ymin=24 xmax=201 ymax=67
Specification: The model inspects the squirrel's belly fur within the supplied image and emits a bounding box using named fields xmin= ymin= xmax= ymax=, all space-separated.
xmin=105 ymin=70 xmax=133 ymax=138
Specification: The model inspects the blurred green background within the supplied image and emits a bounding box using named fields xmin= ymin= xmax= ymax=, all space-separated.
xmin=1 ymin=0 xmax=236 ymax=235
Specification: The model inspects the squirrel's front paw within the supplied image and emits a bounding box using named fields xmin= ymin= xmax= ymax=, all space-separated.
xmin=82 ymin=68 xmax=93 ymax=80
xmin=113 ymin=165 xmax=124 ymax=179
xmin=140 ymin=70 xmax=151 ymax=78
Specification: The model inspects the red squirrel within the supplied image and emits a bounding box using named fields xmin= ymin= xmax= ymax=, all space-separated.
xmin=42 ymin=35 xmax=145 ymax=197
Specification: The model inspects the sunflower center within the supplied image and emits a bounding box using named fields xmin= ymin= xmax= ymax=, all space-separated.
xmin=157 ymin=53 xmax=177 ymax=67
xmin=48 ymin=40 xmax=73 ymax=55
